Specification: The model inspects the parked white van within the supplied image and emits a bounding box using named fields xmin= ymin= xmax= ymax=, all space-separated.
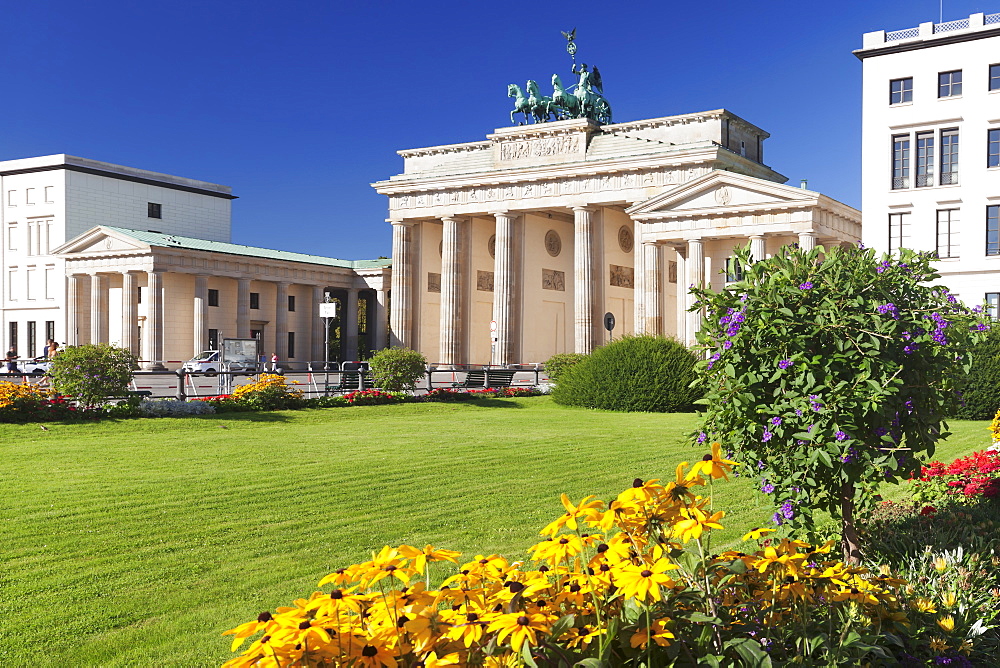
xmin=182 ymin=351 xmax=256 ymax=374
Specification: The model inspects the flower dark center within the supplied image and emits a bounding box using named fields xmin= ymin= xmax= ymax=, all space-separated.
xmin=361 ymin=645 xmax=379 ymax=657
xmin=384 ymin=565 xmax=396 ymax=572
xmin=257 ymin=611 xmax=272 ymax=623
xmin=640 ymin=570 xmax=653 ymax=578
xmin=633 ymin=478 xmax=644 ymax=488
xmin=331 ymin=589 xmax=343 ymax=599
xmin=559 ymin=538 xmax=569 ymax=545
xmin=298 ymin=621 xmax=311 ymax=630
xmin=466 ymin=612 xmax=479 ymax=622
xmin=479 ymin=559 xmax=490 ymax=564
xmin=569 ymin=583 xmax=582 ymax=593
xmin=517 ymin=615 xmax=530 ymax=626
xmin=702 ymin=454 xmax=714 ymax=461
xmin=597 ymin=544 xmax=609 ymax=553
xmin=508 ymin=581 xmax=525 ymax=593
xmin=397 ymin=615 xmax=410 ymax=627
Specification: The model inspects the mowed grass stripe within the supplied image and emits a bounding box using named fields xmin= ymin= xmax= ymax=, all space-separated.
xmin=0 ymin=398 xmax=988 ymax=666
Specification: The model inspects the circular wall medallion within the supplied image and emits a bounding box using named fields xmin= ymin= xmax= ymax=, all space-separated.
xmin=104 ymin=238 xmax=113 ymax=249
xmin=488 ymin=234 xmax=496 ymax=259
xmin=715 ymin=185 xmax=732 ymax=206
xmin=544 ymin=230 xmax=562 ymax=257
xmin=618 ymin=226 xmax=634 ymax=253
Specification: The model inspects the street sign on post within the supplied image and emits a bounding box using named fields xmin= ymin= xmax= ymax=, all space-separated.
xmin=604 ymin=312 xmax=615 ymax=331
xmin=319 ymin=302 xmax=338 ymax=319
xmin=319 ymin=301 xmax=339 ymax=393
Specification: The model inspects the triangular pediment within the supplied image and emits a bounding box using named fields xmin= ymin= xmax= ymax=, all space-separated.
xmin=627 ymin=170 xmax=818 ymax=217
xmin=52 ymin=226 xmax=152 ymax=255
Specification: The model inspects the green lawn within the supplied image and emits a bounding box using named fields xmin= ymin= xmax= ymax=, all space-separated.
xmin=0 ymin=397 xmax=990 ymax=666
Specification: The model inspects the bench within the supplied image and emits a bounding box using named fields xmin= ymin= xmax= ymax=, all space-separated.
xmin=485 ymin=370 xmax=516 ymax=388
xmin=325 ymin=371 xmax=371 ymax=394
xmin=451 ymin=370 xmax=487 ymax=389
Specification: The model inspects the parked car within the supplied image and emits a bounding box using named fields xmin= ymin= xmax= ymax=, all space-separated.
xmin=182 ymin=351 xmax=257 ymax=375
xmin=20 ymin=357 xmax=51 ymax=375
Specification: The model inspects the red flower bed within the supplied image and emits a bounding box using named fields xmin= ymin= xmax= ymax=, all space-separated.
xmin=913 ymin=450 xmax=1000 ymax=502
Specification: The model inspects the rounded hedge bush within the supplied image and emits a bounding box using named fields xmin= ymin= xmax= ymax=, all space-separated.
xmin=544 ymin=352 xmax=587 ymax=381
xmin=551 ymin=335 xmax=701 ymax=412
xmin=952 ymin=324 xmax=1000 ymax=419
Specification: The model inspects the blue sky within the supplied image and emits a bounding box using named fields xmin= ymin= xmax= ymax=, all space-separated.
xmin=2 ymin=1 xmax=994 ymax=259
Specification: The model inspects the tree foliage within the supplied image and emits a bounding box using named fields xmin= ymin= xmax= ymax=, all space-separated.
xmin=692 ymin=244 xmax=988 ymax=561
xmin=544 ymin=352 xmax=587 ymax=381
xmin=951 ymin=325 xmax=1000 ymax=419
xmin=49 ymin=344 xmax=137 ymax=407
xmin=368 ymin=347 xmax=427 ymax=392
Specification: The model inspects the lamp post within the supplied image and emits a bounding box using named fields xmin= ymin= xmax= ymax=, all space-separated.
xmin=319 ymin=300 xmax=338 ymax=394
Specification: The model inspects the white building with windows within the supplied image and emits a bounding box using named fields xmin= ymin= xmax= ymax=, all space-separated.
xmin=856 ymin=11 xmax=1000 ymax=312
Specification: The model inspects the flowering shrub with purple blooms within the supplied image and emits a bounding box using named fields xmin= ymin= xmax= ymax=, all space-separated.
xmin=48 ymin=343 xmax=137 ymax=408
xmin=692 ymin=244 xmax=989 ymax=561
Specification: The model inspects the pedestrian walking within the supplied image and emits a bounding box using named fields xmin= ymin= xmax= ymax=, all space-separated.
xmin=5 ymin=346 xmax=17 ymax=373
xmin=270 ymin=352 xmax=279 ymax=372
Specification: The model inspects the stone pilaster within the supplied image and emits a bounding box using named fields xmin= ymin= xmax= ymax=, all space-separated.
xmin=685 ymin=239 xmax=704 ymax=346
xmin=121 ymin=271 xmax=139 ymax=356
xmin=311 ymin=285 xmax=325 ymax=364
xmin=275 ymin=282 xmax=289 ymax=360
xmin=749 ymin=235 xmax=766 ymax=263
xmin=66 ymin=274 xmax=80 ymax=346
xmin=90 ymin=273 xmax=107 ymax=344
xmin=573 ymin=206 xmax=596 ymax=354
xmin=236 ymin=277 xmax=251 ymax=339
xmin=798 ymin=232 xmax=817 ymax=251
xmin=643 ymin=242 xmax=663 ymax=335
xmin=344 ymin=288 xmax=359 ymax=361
xmin=633 ymin=230 xmax=647 ymax=335
xmin=144 ymin=271 xmax=164 ymax=369
xmin=389 ymin=221 xmax=414 ymax=349
xmin=674 ymin=248 xmax=687 ymax=341
xmin=193 ymin=275 xmax=208 ymax=357
xmin=492 ymin=211 xmax=518 ymax=366
xmin=373 ymin=289 xmax=389 ymax=352
xmin=439 ymin=216 xmax=465 ymax=366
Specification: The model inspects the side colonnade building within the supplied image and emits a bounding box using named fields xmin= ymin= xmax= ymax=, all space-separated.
xmin=373 ymin=111 xmax=862 ymax=366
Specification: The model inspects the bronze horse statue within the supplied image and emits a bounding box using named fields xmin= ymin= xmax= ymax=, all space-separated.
xmin=551 ymin=74 xmax=581 ymax=120
xmin=508 ymin=83 xmax=532 ymax=125
xmin=525 ymin=80 xmax=556 ymax=123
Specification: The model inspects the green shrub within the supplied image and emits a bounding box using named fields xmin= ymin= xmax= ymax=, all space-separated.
xmin=952 ymin=324 xmax=1000 ymax=419
xmin=544 ymin=352 xmax=587 ymax=381
xmin=368 ymin=347 xmax=427 ymax=391
xmin=551 ymin=335 xmax=700 ymax=412
xmin=49 ymin=344 xmax=137 ymax=407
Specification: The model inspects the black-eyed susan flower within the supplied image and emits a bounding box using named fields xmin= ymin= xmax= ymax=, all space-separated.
xmin=687 ymin=442 xmax=740 ymax=480
xmin=671 ymin=505 xmax=725 ymax=543
xmin=541 ymin=494 xmax=604 ymax=536
xmin=397 ymin=544 xmax=462 ymax=574
xmin=742 ymin=527 xmax=776 ymax=541
xmin=351 ymin=640 xmax=399 ymax=667
xmin=486 ymin=611 xmax=551 ymax=652
xmin=664 ymin=462 xmax=704 ymax=503
xmin=629 ymin=617 xmax=675 ymax=648
xmin=611 ymin=558 xmax=678 ymax=603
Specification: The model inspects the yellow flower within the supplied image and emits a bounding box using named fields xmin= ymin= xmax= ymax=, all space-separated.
xmin=937 ymin=615 xmax=955 ymax=632
xmin=397 ymin=544 xmax=461 ymax=574
xmin=929 ymin=637 xmax=950 ymax=653
xmin=486 ymin=612 xmax=550 ymax=652
xmin=664 ymin=462 xmax=704 ymax=503
xmin=941 ymin=591 xmax=958 ymax=609
xmin=420 ymin=651 xmax=461 ymax=667
xmin=671 ymin=505 xmax=725 ymax=543
xmin=911 ymin=597 xmax=937 ymax=613
xmin=959 ymin=639 xmax=973 ymax=655
xmin=629 ymin=618 xmax=675 ymax=648
xmin=351 ymin=641 xmax=399 ymax=667
xmin=611 ymin=558 xmax=678 ymax=603
xmin=687 ymin=442 xmax=739 ymax=480
xmin=443 ymin=611 xmax=488 ymax=647
xmin=932 ymin=556 xmax=949 ymax=573
xmin=541 ymin=494 xmax=604 ymax=536
xmin=742 ymin=527 xmax=776 ymax=541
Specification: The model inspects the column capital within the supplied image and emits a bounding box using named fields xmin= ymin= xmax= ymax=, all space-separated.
xmin=571 ymin=205 xmax=596 ymax=213
xmin=489 ymin=210 xmax=517 ymax=219
xmin=440 ymin=214 xmax=466 ymax=224
xmin=389 ymin=219 xmax=415 ymax=227
xmin=749 ymin=233 xmax=767 ymax=239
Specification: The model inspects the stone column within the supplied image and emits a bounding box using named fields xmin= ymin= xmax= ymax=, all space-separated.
xmin=236 ymin=277 xmax=251 ymax=339
xmin=685 ymin=239 xmax=704 ymax=346
xmin=798 ymin=232 xmax=817 ymax=251
xmin=121 ymin=271 xmax=139 ymax=356
xmin=90 ymin=273 xmax=107 ymax=344
xmin=274 ymin=282 xmax=289 ymax=360
xmin=389 ymin=221 xmax=414 ymax=348
xmin=373 ymin=289 xmax=389 ymax=352
xmin=344 ymin=288 xmax=359 ymax=361
xmin=144 ymin=271 xmax=164 ymax=369
xmin=193 ymin=275 xmax=208 ymax=357
xmin=573 ymin=206 xmax=596 ymax=354
xmin=643 ymin=242 xmax=663 ymax=335
xmin=66 ymin=274 xmax=80 ymax=345
xmin=749 ymin=235 xmax=766 ymax=263
xmin=439 ymin=216 xmax=465 ymax=366
xmin=311 ymin=285 xmax=325 ymax=365
xmin=633 ymin=230 xmax=647 ymax=335
xmin=492 ymin=211 xmax=517 ymax=366
xmin=674 ymin=248 xmax=687 ymax=341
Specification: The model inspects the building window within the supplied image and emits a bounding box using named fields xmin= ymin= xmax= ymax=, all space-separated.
xmin=936 ymin=209 xmax=959 ymax=258
xmin=987 ymin=293 xmax=1000 ymax=320
xmin=287 ymin=332 xmax=295 ymax=359
xmin=288 ymin=295 xmax=296 ymax=312
xmin=915 ymin=131 xmax=935 ymax=187
xmin=889 ymin=212 xmax=910 ymax=253
xmin=990 ymin=64 xmax=1000 ymax=91
xmin=938 ymin=70 xmax=962 ymax=97
xmin=989 ymin=129 xmax=1000 ymax=168
xmin=208 ymin=329 xmax=219 ymax=350
xmin=45 ymin=321 xmax=55 ymax=345
xmin=940 ymin=129 xmax=959 ymax=185
xmin=989 ymin=206 xmax=1000 ymax=256
xmin=27 ymin=322 xmax=36 ymax=358
xmin=8 ymin=321 xmax=17 ymax=354
xmin=892 ymin=135 xmax=910 ymax=189
xmin=890 ymin=77 xmax=913 ymax=104
xmin=148 ymin=202 xmax=162 ymax=219
xmin=208 ymin=289 xmax=219 ymax=307
xmin=249 ymin=292 xmax=260 ymax=309
xmin=725 ymin=257 xmax=743 ymax=282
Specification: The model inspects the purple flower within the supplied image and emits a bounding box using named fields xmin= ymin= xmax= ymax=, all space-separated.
xmin=835 ymin=430 xmax=847 ymax=441
xmin=740 ymin=293 xmax=749 ymax=302
xmin=723 ymin=340 xmax=733 ymax=350
xmin=798 ymin=281 xmax=813 ymax=290
xmin=772 ymin=512 xmax=784 ymax=526
xmin=903 ymin=343 xmax=918 ymax=355
xmin=762 ymin=430 xmax=773 ymax=442
xmin=778 ymin=359 xmax=792 ymax=369
xmin=771 ymin=416 xmax=782 ymax=426
xmin=697 ymin=432 xmax=707 ymax=444
xmin=876 ymin=303 xmax=899 ymax=320
xmin=795 ymin=409 xmax=803 ymax=417
xmin=762 ymin=480 xmax=775 ymax=494
xmin=757 ymin=460 xmax=766 ymax=470
xmin=781 ymin=501 xmax=795 ymax=520
xmin=876 ymin=260 xmax=891 ymax=274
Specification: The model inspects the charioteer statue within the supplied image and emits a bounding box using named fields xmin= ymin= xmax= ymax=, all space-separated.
xmin=507 ymin=29 xmax=613 ymax=126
